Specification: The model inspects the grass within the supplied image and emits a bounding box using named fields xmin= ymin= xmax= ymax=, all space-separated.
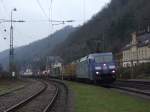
xmin=0 ymin=79 xmax=25 ymax=95
xmin=66 ymin=81 xmax=150 ymax=112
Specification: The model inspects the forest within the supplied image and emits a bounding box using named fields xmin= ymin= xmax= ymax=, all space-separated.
xmin=53 ymin=0 xmax=150 ymax=63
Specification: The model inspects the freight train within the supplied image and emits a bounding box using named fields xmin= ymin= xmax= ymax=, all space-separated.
xmin=51 ymin=52 xmax=117 ymax=84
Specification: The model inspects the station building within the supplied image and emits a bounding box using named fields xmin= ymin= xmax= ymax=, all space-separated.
xmin=122 ymin=30 xmax=150 ymax=67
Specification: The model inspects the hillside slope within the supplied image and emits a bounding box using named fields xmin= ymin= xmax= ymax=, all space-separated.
xmin=53 ymin=0 xmax=150 ymax=63
xmin=0 ymin=26 xmax=75 ymax=69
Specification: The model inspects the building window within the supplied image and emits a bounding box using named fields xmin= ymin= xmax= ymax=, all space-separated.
xmin=145 ymin=47 xmax=147 ymax=59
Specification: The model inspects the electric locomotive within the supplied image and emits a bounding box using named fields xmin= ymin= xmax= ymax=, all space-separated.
xmin=76 ymin=52 xmax=116 ymax=83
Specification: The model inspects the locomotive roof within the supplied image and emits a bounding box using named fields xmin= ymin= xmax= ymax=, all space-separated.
xmin=89 ymin=52 xmax=112 ymax=57
xmin=79 ymin=52 xmax=113 ymax=62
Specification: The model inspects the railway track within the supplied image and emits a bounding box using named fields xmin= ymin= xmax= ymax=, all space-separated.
xmin=3 ymin=80 xmax=59 ymax=112
xmin=112 ymin=80 xmax=150 ymax=96
xmin=46 ymin=79 xmax=69 ymax=112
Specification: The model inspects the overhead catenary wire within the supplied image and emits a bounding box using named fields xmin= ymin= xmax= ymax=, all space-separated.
xmin=47 ymin=0 xmax=53 ymax=22
xmin=35 ymin=0 xmax=49 ymax=20
xmin=0 ymin=19 xmax=76 ymax=24
xmin=0 ymin=0 xmax=78 ymax=52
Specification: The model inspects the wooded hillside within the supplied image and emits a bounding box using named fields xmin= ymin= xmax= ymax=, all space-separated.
xmin=53 ymin=0 xmax=150 ymax=63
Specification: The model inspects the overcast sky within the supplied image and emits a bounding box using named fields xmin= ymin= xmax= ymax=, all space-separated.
xmin=0 ymin=0 xmax=110 ymax=52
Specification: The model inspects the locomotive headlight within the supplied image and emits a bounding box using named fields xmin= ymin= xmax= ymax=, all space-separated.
xmin=112 ymin=70 xmax=116 ymax=73
xmin=95 ymin=66 xmax=102 ymax=70
xmin=109 ymin=65 xmax=116 ymax=69
xmin=96 ymin=72 xmax=99 ymax=75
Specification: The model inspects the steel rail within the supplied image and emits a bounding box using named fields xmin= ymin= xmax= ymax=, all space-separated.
xmin=112 ymin=80 xmax=150 ymax=96
xmin=3 ymin=80 xmax=59 ymax=112
xmin=43 ymin=87 xmax=59 ymax=112
xmin=3 ymin=81 xmax=47 ymax=112
xmin=47 ymin=79 xmax=69 ymax=112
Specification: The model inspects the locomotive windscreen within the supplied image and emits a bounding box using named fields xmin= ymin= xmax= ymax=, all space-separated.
xmin=94 ymin=54 xmax=113 ymax=63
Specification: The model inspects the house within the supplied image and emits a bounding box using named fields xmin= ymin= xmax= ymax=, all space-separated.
xmin=122 ymin=31 xmax=150 ymax=67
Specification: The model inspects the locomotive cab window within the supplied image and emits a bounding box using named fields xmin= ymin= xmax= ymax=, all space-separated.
xmin=94 ymin=55 xmax=113 ymax=63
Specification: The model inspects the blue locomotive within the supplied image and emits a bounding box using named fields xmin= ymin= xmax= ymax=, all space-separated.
xmin=76 ymin=52 xmax=116 ymax=83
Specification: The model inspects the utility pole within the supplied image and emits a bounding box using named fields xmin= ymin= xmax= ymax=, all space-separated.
xmin=9 ymin=8 xmax=16 ymax=76
xmin=0 ymin=17 xmax=25 ymax=76
xmin=8 ymin=8 xmax=25 ymax=77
